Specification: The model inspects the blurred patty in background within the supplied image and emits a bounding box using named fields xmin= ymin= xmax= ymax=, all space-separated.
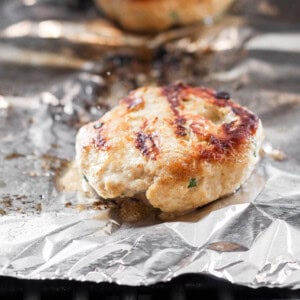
xmin=95 ymin=0 xmax=234 ymax=32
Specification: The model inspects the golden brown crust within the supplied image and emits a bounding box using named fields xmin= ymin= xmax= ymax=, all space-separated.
xmin=76 ymin=83 xmax=263 ymax=213
xmin=95 ymin=0 xmax=234 ymax=32
xmin=92 ymin=84 xmax=257 ymax=162
xmin=161 ymin=84 xmax=258 ymax=162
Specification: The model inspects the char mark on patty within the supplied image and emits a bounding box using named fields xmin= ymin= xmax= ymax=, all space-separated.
xmin=93 ymin=124 xmax=108 ymax=150
xmin=162 ymin=83 xmax=187 ymax=137
xmin=182 ymin=85 xmax=260 ymax=161
xmin=135 ymin=131 xmax=159 ymax=160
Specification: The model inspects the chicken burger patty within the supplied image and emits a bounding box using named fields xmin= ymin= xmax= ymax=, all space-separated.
xmin=76 ymin=83 xmax=264 ymax=213
xmin=95 ymin=0 xmax=234 ymax=32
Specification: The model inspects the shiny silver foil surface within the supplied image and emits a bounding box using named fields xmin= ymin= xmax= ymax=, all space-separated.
xmin=0 ymin=0 xmax=300 ymax=288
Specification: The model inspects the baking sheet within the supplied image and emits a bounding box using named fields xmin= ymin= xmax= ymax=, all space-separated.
xmin=1 ymin=0 xmax=300 ymax=288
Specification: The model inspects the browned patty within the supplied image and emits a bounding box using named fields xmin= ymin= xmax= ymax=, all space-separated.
xmin=95 ymin=0 xmax=234 ymax=32
xmin=76 ymin=83 xmax=263 ymax=213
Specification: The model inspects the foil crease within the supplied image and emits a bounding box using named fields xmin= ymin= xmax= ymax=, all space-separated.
xmin=1 ymin=0 xmax=300 ymax=288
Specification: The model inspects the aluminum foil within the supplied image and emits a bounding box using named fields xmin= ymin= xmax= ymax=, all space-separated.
xmin=1 ymin=0 xmax=300 ymax=288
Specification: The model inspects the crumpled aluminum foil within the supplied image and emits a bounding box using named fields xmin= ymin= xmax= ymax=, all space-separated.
xmin=1 ymin=0 xmax=300 ymax=288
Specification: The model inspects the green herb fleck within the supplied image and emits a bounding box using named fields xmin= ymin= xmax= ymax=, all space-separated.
xmin=253 ymin=140 xmax=258 ymax=158
xmin=170 ymin=11 xmax=180 ymax=23
xmin=93 ymin=122 xmax=104 ymax=129
xmin=83 ymin=174 xmax=89 ymax=183
xmin=188 ymin=178 xmax=197 ymax=188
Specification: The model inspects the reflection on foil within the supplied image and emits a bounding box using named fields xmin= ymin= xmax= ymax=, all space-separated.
xmin=0 ymin=19 xmax=127 ymax=46
xmin=22 ymin=0 xmax=38 ymax=6
xmin=246 ymin=33 xmax=300 ymax=53
xmin=1 ymin=0 xmax=300 ymax=289
xmin=0 ymin=44 xmax=89 ymax=69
